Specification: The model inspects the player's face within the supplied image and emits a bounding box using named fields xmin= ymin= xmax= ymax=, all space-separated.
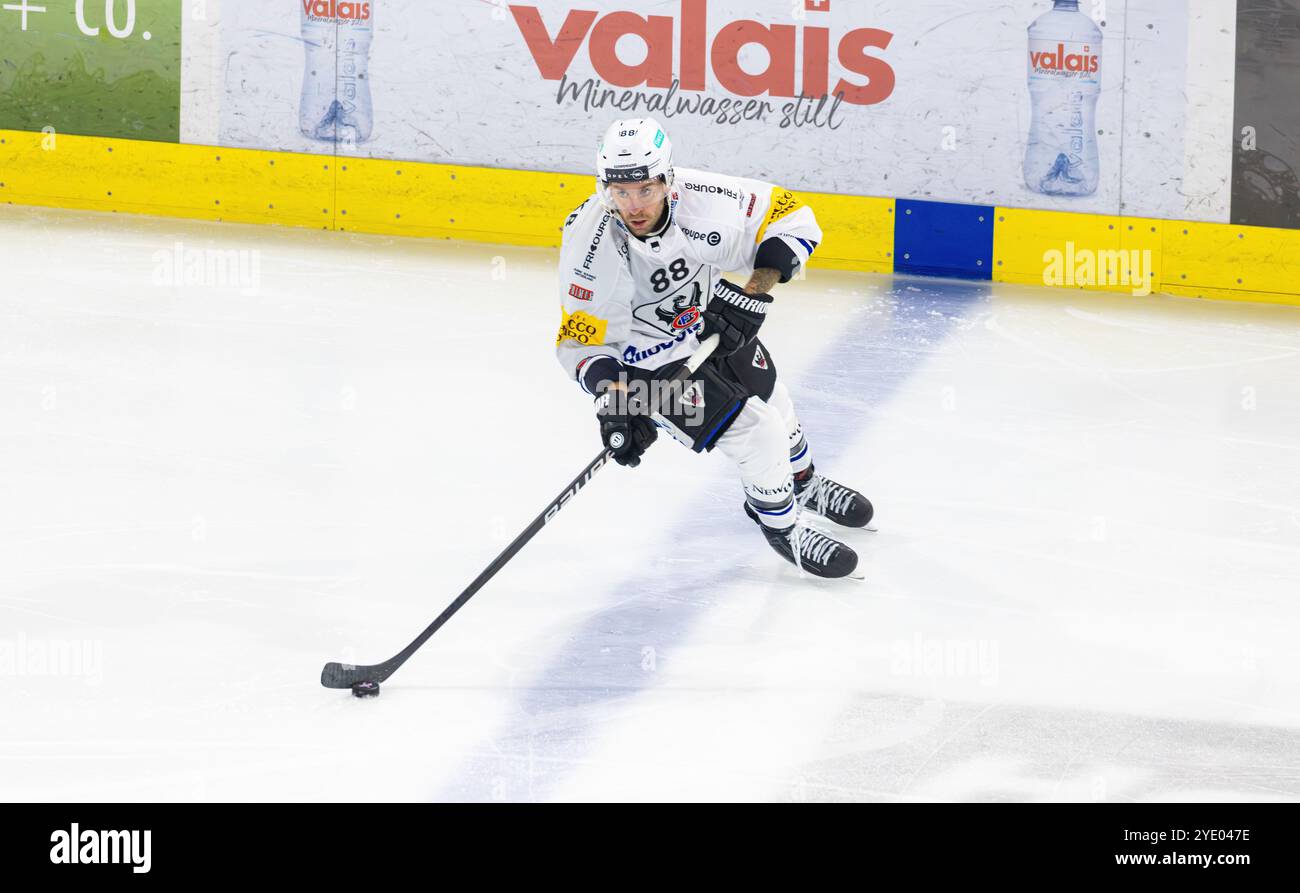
xmin=609 ymin=179 xmax=669 ymax=235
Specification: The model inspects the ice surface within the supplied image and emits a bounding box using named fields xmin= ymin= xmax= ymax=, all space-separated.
xmin=1 ymin=206 xmax=1297 ymax=801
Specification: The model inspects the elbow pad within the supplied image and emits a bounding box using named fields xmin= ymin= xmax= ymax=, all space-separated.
xmin=755 ymin=236 xmax=812 ymax=283
xmin=578 ymin=355 xmax=625 ymax=396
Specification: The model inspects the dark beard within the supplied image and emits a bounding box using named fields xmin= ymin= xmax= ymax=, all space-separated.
xmin=630 ymin=201 xmax=670 ymax=240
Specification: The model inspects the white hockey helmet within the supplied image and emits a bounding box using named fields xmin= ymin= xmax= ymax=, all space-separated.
xmin=595 ymin=118 xmax=674 ymax=209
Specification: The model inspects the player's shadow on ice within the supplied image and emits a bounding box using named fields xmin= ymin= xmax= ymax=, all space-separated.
xmin=434 ymin=276 xmax=992 ymax=801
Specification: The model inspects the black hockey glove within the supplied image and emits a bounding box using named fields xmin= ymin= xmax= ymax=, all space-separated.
xmin=595 ymin=387 xmax=658 ymax=468
xmin=699 ymin=279 xmax=772 ymax=358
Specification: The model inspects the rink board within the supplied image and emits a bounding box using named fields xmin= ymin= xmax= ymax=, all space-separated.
xmin=0 ymin=130 xmax=331 ymax=229
xmin=993 ymin=207 xmax=1300 ymax=306
xmin=2 ymin=129 xmax=1297 ymax=306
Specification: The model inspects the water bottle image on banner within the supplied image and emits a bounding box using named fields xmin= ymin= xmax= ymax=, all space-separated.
xmin=300 ymin=1 xmax=375 ymax=144
xmin=1024 ymin=0 xmax=1102 ymax=196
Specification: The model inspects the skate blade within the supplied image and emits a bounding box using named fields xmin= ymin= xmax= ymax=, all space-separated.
xmin=791 ymin=564 xmax=864 ymax=583
xmin=802 ymin=512 xmax=877 ymax=534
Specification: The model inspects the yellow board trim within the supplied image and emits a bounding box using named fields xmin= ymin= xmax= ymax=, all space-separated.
xmin=993 ymin=208 xmax=1164 ymax=296
xmin=0 ymin=130 xmax=334 ymax=229
xmin=994 ymin=206 xmax=1300 ymax=306
xmin=799 ymin=193 xmax=895 ymax=275
xmin=1162 ymin=219 xmax=1300 ymax=299
xmin=3 ymin=129 xmax=1297 ymax=306
xmin=337 ymin=156 xmax=584 ymax=247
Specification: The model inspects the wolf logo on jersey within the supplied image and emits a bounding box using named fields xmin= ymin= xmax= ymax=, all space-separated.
xmin=654 ymin=282 xmax=703 ymax=328
xmin=636 ymin=278 xmax=705 ymax=337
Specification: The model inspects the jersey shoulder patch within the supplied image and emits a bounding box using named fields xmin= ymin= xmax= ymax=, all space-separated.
xmin=755 ymin=186 xmax=806 ymax=243
xmin=556 ymin=307 xmax=608 ymax=347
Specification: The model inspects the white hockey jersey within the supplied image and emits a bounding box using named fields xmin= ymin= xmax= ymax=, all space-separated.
xmin=555 ymin=167 xmax=823 ymax=392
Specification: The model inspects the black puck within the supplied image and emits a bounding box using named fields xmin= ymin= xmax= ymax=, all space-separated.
xmin=351 ymin=680 xmax=380 ymax=698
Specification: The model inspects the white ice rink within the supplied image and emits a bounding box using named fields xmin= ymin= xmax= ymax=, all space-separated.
xmin=2 ymin=205 xmax=1298 ymax=802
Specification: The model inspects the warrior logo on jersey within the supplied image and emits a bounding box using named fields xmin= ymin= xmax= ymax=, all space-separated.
xmin=635 ymin=275 xmax=706 ymax=337
xmin=752 ymin=343 xmax=769 ymax=370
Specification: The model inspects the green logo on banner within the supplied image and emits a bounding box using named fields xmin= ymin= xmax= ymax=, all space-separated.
xmin=0 ymin=0 xmax=181 ymax=142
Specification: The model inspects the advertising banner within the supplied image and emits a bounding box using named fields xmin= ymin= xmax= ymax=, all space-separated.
xmin=0 ymin=0 xmax=181 ymax=142
xmin=208 ymin=1 xmax=1202 ymax=217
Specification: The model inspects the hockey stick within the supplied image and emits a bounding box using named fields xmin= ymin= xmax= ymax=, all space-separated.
xmin=320 ymin=334 xmax=721 ymax=691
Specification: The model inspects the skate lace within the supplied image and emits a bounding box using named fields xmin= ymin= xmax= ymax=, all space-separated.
xmin=789 ymin=521 xmax=839 ymax=567
xmin=800 ymin=475 xmax=855 ymax=517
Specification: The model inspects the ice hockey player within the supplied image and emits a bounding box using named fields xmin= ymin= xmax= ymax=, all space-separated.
xmin=554 ymin=117 xmax=872 ymax=579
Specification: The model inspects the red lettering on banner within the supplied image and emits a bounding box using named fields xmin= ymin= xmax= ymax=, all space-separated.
xmin=680 ymin=0 xmax=708 ymax=91
xmin=1030 ymin=44 xmax=1100 ymax=74
xmin=711 ymin=21 xmax=797 ymax=98
xmin=802 ymin=26 xmax=830 ymax=99
xmin=836 ymin=28 xmax=894 ymax=106
xmin=507 ymin=0 xmax=895 ymax=106
xmin=589 ymin=12 xmax=675 ymax=88
xmin=303 ymin=0 xmax=371 ymax=21
xmin=510 ymin=7 xmax=598 ymax=80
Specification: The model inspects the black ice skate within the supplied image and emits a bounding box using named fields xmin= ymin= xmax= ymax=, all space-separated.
xmin=794 ymin=465 xmax=874 ymax=529
xmin=744 ymin=503 xmax=859 ymax=579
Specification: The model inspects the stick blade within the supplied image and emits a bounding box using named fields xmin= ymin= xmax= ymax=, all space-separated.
xmin=321 ymin=661 xmax=387 ymax=689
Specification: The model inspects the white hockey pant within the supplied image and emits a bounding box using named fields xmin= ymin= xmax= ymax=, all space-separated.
xmin=713 ymin=380 xmax=812 ymax=531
